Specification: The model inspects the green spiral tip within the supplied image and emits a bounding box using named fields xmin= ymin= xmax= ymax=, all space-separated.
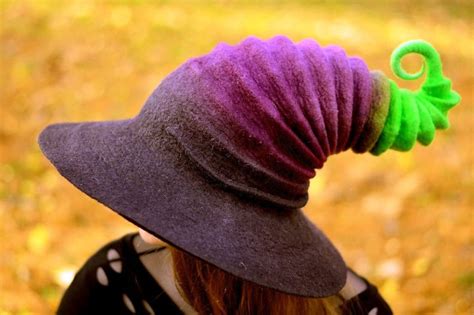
xmin=370 ymin=39 xmax=462 ymax=156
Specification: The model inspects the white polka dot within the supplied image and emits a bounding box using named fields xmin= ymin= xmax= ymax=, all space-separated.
xmin=368 ymin=307 xmax=378 ymax=315
xmin=142 ymin=300 xmax=155 ymax=315
xmin=110 ymin=260 xmax=123 ymax=273
xmin=122 ymin=293 xmax=136 ymax=313
xmin=107 ymin=248 xmax=120 ymax=260
xmin=96 ymin=267 xmax=108 ymax=286
xmin=107 ymin=248 xmax=123 ymax=273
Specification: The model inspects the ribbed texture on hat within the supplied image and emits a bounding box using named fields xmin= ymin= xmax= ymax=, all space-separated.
xmin=152 ymin=35 xmax=379 ymax=209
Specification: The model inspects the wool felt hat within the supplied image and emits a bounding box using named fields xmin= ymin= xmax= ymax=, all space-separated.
xmin=37 ymin=36 xmax=460 ymax=298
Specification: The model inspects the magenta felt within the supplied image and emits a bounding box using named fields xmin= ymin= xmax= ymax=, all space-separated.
xmin=166 ymin=36 xmax=377 ymax=209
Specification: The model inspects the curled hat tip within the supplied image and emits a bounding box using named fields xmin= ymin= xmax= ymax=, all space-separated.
xmin=390 ymin=39 xmax=440 ymax=82
xmin=369 ymin=39 xmax=461 ymax=156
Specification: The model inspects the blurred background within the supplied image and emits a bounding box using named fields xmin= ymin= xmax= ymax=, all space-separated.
xmin=1 ymin=0 xmax=472 ymax=314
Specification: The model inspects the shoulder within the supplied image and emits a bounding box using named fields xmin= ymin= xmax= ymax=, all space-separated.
xmin=56 ymin=232 xmax=138 ymax=315
xmin=339 ymin=268 xmax=393 ymax=315
xmin=339 ymin=269 xmax=368 ymax=299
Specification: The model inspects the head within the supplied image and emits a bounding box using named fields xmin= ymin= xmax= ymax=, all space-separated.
xmin=138 ymin=228 xmax=356 ymax=315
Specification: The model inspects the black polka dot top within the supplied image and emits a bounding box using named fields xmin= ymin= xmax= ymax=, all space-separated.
xmin=56 ymin=233 xmax=393 ymax=315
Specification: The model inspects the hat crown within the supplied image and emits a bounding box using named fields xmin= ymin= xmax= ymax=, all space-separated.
xmin=136 ymin=35 xmax=374 ymax=209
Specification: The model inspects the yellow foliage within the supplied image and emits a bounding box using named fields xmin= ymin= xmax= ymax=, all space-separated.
xmin=1 ymin=1 xmax=472 ymax=314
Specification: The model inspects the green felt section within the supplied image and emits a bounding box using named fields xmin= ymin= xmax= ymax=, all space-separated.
xmin=370 ymin=80 xmax=402 ymax=155
xmin=370 ymin=39 xmax=461 ymax=156
xmin=352 ymin=70 xmax=391 ymax=153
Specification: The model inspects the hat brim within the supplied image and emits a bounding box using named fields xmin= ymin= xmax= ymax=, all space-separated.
xmin=37 ymin=116 xmax=346 ymax=297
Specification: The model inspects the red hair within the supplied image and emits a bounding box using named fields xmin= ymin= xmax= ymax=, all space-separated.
xmin=169 ymin=246 xmax=349 ymax=315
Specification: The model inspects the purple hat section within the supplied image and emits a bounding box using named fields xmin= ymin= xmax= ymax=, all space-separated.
xmin=160 ymin=35 xmax=375 ymax=210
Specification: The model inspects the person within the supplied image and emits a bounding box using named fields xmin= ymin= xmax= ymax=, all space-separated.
xmin=37 ymin=35 xmax=460 ymax=315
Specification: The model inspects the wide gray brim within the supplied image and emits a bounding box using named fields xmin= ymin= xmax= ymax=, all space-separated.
xmin=37 ymin=116 xmax=346 ymax=297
